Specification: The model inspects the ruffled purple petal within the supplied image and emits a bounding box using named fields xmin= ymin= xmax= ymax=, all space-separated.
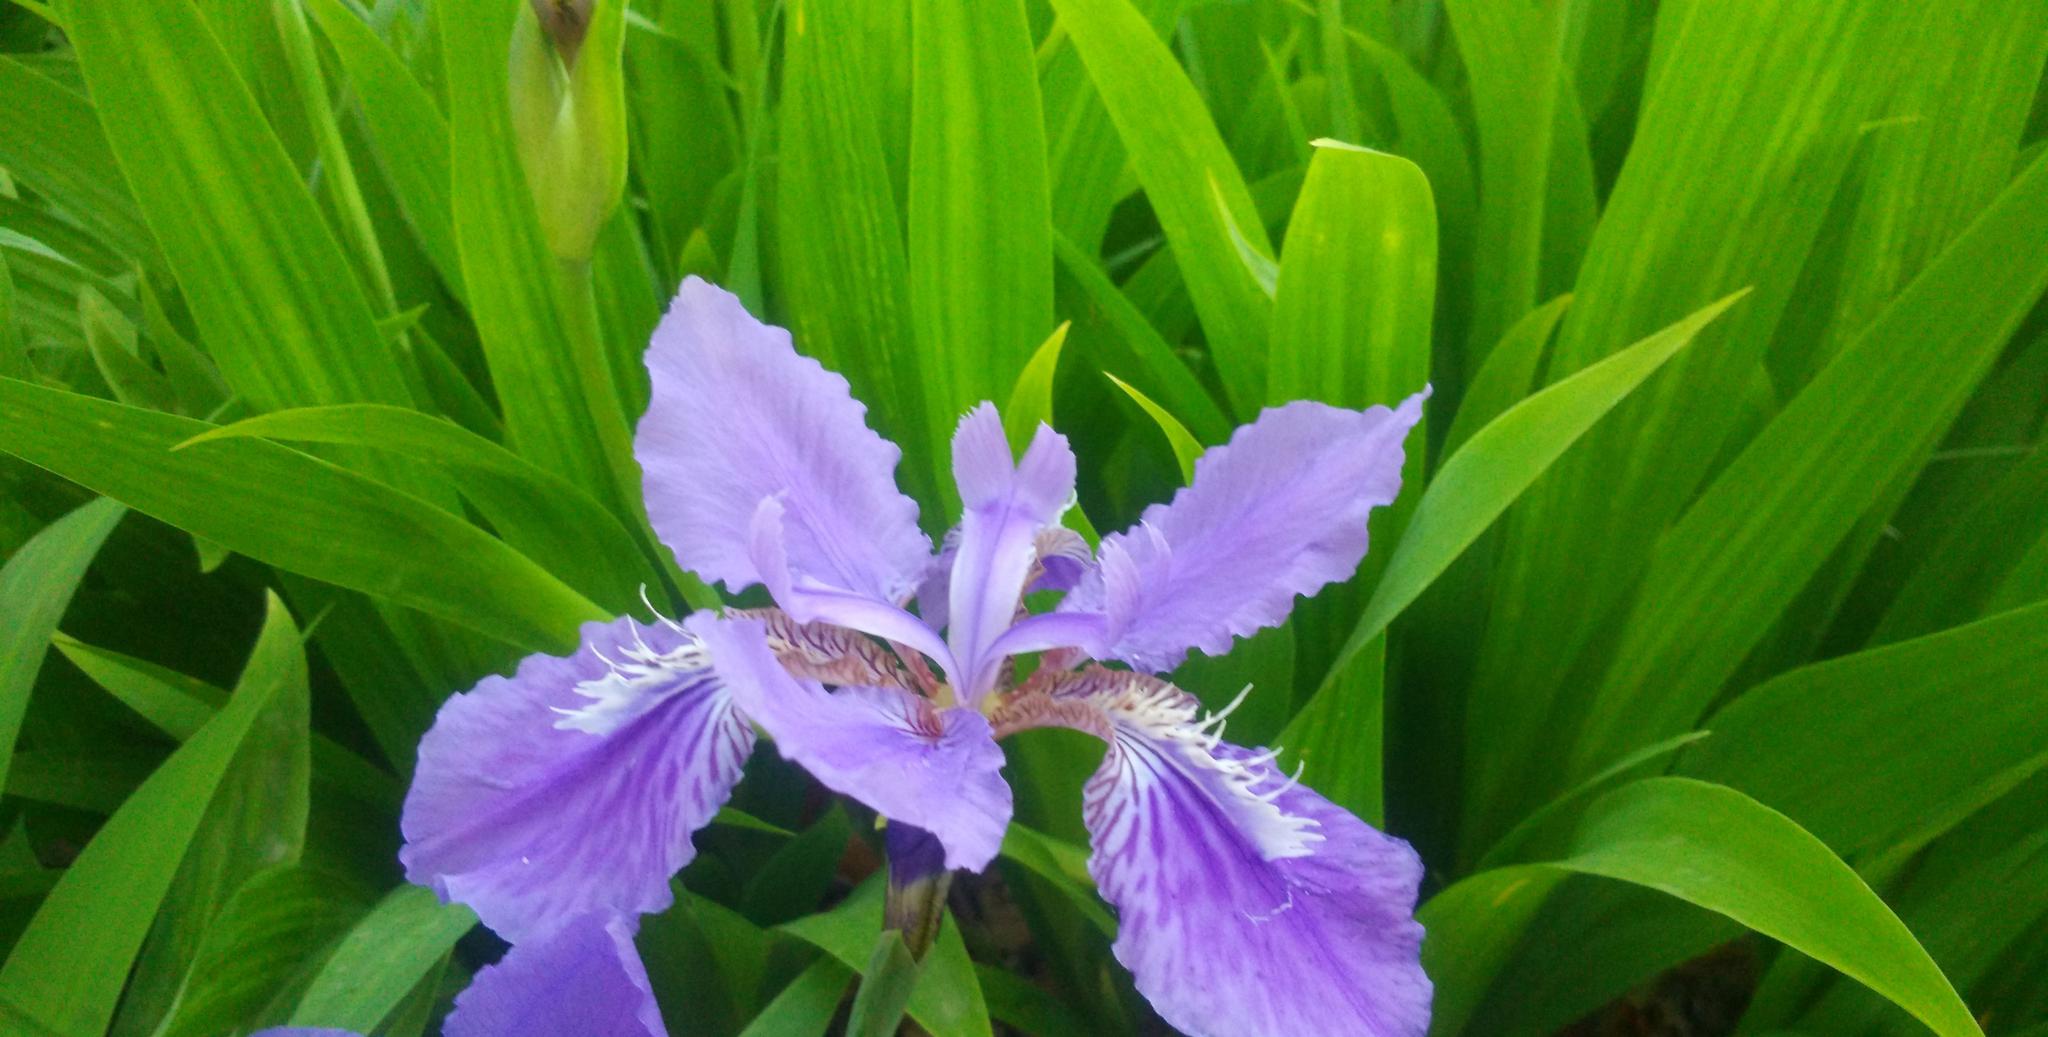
xmin=444 ymin=915 xmax=668 ymax=1037
xmin=946 ymin=405 xmax=1077 ymax=701
xmin=690 ymin=613 xmax=1011 ymax=872
xmin=1063 ymin=391 xmax=1427 ymax=672
xmin=639 ymin=277 xmax=932 ymax=604
xmin=400 ymin=616 xmax=753 ymax=944
xmin=1003 ymin=671 xmax=1431 ymax=1036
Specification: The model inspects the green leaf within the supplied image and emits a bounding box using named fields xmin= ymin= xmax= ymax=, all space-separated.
xmin=1050 ymin=232 xmax=1232 ymax=444
xmin=300 ymin=0 xmax=461 ymax=296
xmin=1314 ymin=292 xmax=1745 ymax=697
xmin=0 ymin=496 xmax=122 ymax=795
xmin=1683 ymin=600 xmax=2048 ymax=858
xmin=1046 ymin=0 xmax=1273 ymax=412
xmin=847 ymin=932 xmax=921 ymax=1037
xmin=1001 ymin=321 xmax=1070 ymax=451
xmin=1462 ymin=1 xmax=1934 ymax=840
xmin=1478 ymin=730 xmax=1711 ymax=869
xmin=115 ymin=592 xmax=314 ymax=1037
xmin=60 ymin=0 xmax=417 ymax=415
xmin=185 ymin=404 xmax=656 ymax=613
xmin=1569 ymin=147 xmax=2048 ymax=775
xmin=908 ymin=0 xmax=1053 ymax=478
xmin=739 ymin=807 xmax=851 ymax=926
xmin=777 ymin=0 xmax=930 ymax=499
xmin=157 ymin=866 xmax=371 ymax=1037
xmin=288 ymin=884 xmax=476 ymax=1031
xmin=1268 ymin=140 xmax=1435 ymax=412
xmin=438 ymin=0 xmax=634 ymax=507
xmin=998 ymin=823 xmax=1113 ymax=936
xmin=1874 ymin=438 xmax=2048 ymax=644
xmin=0 ymin=254 xmax=23 ymax=381
xmin=0 ymin=56 xmax=159 ymax=271
xmin=1440 ymin=0 xmax=1567 ymax=353
xmin=1279 ymin=631 xmax=1385 ymax=823
xmin=1428 ymin=778 xmax=1983 ymax=1037
xmin=53 ymin=632 xmax=399 ymax=810
xmin=0 ymin=594 xmax=300 ymax=1037
xmin=1562 ymin=779 xmax=1980 ymax=1037
xmin=780 ymin=880 xmax=993 ymax=1037
xmin=0 ymin=378 xmax=604 ymax=653
xmin=79 ymin=285 xmax=176 ymax=413
xmin=1105 ymin=373 xmax=1202 ymax=481
xmin=1443 ymin=293 xmax=1572 ymax=456
xmin=974 ymin=963 xmax=1093 ymax=1035
xmin=734 ymin=957 xmax=851 ymax=1037
xmin=1418 ymin=865 xmax=1565 ymax=1037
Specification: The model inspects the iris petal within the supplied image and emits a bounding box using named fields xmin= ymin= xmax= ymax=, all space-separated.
xmin=750 ymin=496 xmax=958 ymax=683
xmin=691 ymin=614 xmax=1012 ymax=872
xmin=639 ymin=277 xmax=932 ymax=605
xmin=400 ymin=616 xmax=752 ymax=944
xmin=945 ymin=404 xmax=1077 ymax=701
xmin=1062 ymin=391 xmax=1426 ymax=672
xmin=445 ymin=915 xmax=668 ymax=1037
xmin=1002 ymin=669 xmax=1431 ymax=1037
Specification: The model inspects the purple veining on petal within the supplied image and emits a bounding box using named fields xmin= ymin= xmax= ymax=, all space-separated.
xmin=749 ymin=496 xmax=960 ymax=685
xmin=690 ymin=613 xmax=1013 ymax=872
xmin=1062 ymin=390 xmax=1428 ymax=672
xmin=400 ymin=615 xmax=753 ymax=944
xmin=444 ymin=915 xmax=669 ymax=1037
xmin=1000 ymin=669 xmax=1431 ymax=1037
xmin=945 ymin=404 xmax=1077 ymax=702
xmin=638 ymin=276 xmax=931 ymax=604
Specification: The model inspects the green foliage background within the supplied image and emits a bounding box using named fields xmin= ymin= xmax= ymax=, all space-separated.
xmin=0 ymin=0 xmax=2045 ymax=1033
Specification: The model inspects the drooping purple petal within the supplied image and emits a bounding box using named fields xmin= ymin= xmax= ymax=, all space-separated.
xmin=444 ymin=915 xmax=668 ymax=1037
xmin=946 ymin=405 xmax=1077 ymax=701
xmin=400 ymin=616 xmax=753 ymax=944
xmin=999 ymin=669 xmax=1431 ymax=1037
xmin=1062 ymin=390 xmax=1427 ymax=672
xmin=639 ymin=277 xmax=932 ymax=604
xmin=689 ymin=613 xmax=1011 ymax=872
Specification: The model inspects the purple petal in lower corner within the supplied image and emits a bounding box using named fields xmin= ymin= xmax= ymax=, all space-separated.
xmin=445 ymin=915 xmax=668 ymax=1037
xmin=690 ymin=614 xmax=1012 ymax=872
xmin=400 ymin=615 xmax=754 ymax=944
xmin=1026 ymin=670 xmax=1431 ymax=1036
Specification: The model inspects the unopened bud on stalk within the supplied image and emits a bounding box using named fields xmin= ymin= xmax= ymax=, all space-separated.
xmin=510 ymin=0 xmax=627 ymax=262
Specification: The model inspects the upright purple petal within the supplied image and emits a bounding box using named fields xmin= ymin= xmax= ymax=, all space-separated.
xmin=999 ymin=670 xmax=1431 ymax=1036
xmin=690 ymin=614 xmax=1011 ymax=872
xmin=639 ymin=277 xmax=932 ymax=604
xmin=750 ymin=496 xmax=958 ymax=683
xmin=401 ymin=616 xmax=753 ymax=944
xmin=444 ymin=916 xmax=668 ymax=1037
xmin=1063 ymin=390 xmax=1427 ymax=672
xmin=946 ymin=405 xmax=1077 ymax=700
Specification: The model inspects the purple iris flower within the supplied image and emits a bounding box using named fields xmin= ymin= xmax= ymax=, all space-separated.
xmin=394 ymin=278 xmax=1433 ymax=1037
xmin=252 ymin=916 xmax=662 ymax=1037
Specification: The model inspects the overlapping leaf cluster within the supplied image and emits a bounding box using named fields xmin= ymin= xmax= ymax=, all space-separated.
xmin=0 ymin=0 xmax=2043 ymax=1034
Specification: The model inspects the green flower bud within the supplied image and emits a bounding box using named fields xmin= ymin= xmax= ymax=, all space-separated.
xmin=509 ymin=0 xmax=628 ymax=262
